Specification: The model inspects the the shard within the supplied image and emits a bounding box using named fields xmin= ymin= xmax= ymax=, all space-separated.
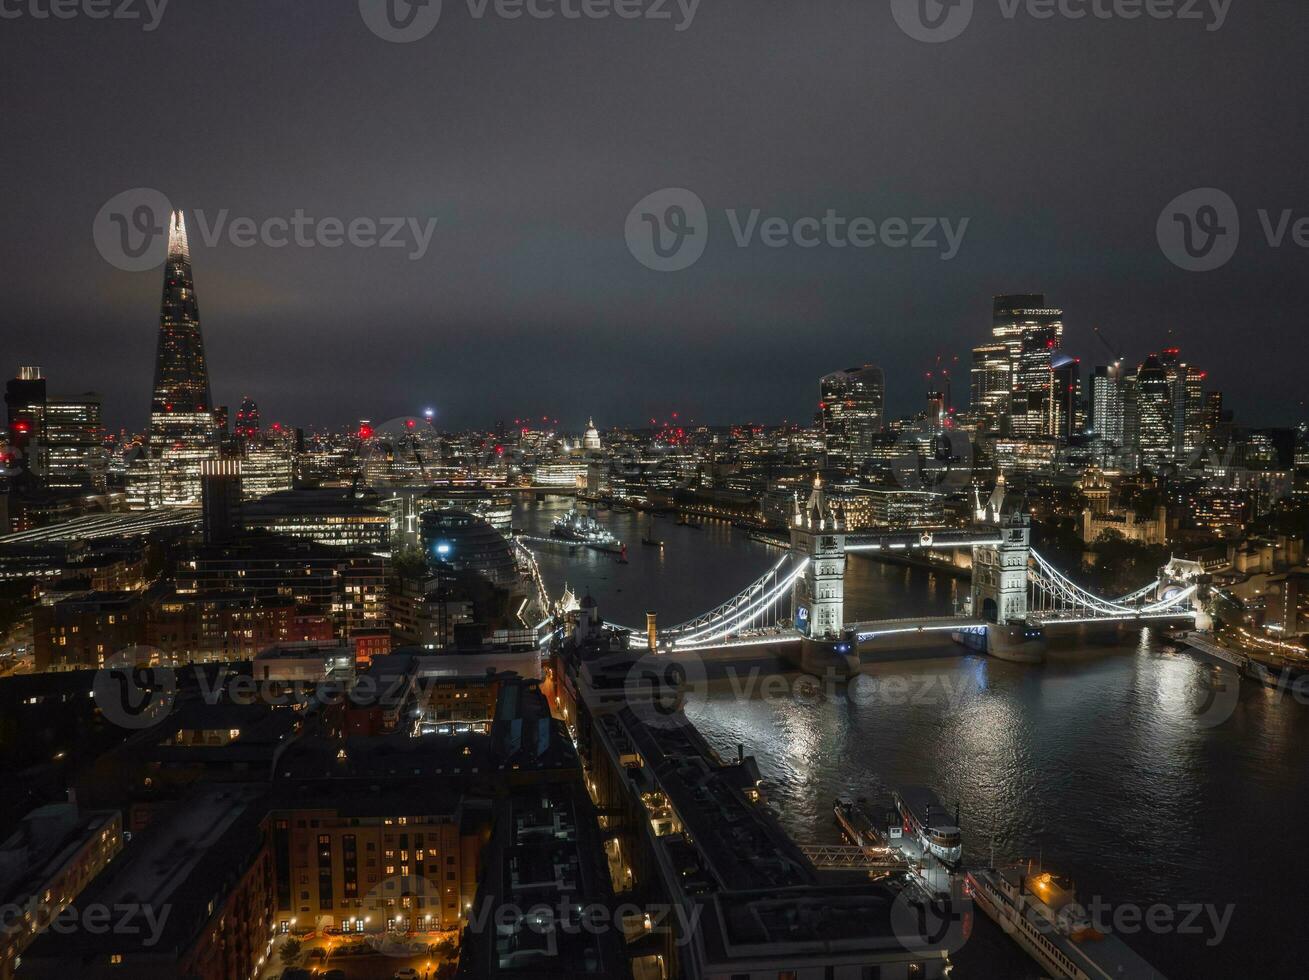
xmin=131 ymin=211 xmax=219 ymax=507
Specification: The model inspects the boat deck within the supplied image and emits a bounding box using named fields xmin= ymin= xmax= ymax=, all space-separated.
xmin=971 ymin=866 xmax=1169 ymax=980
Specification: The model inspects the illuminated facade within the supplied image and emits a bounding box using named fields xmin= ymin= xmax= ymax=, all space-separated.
xmin=819 ymin=365 xmax=885 ymax=472
xmin=1091 ymin=362 xmax=1126 ymax=447
xmin=970 ymin=342 xmax=1011 ymax=430
xmin=147 ymin=211 xmax=219 ymax=505
xmin=992 ymin=295 xmax=1064 ymax=438
xmin=1134 ymin=355 xmax=1173 ymax=470
xmin=791 ymin=478 xmax=845 ymax=638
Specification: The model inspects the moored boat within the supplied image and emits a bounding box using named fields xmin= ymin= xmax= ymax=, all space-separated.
xmin=966 ymin=864 xmax=1168 ymax=979
xmin=893 ymin=787 xmax=962 ymax=867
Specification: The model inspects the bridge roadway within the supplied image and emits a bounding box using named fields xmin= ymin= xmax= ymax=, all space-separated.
xmin=667 ymin=616 xmax=987 ymax=653
xmin=844 ymin=530 xmax=1002 ymax=552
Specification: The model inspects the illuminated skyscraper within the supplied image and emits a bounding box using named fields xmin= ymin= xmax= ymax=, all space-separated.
xmin=992 ymin=295 xmax=1064 ymax=437
xmin=146 ymin=211 xmax=219 ymax=505
xmin=1091 ymin=363 xmax=1126 ymax=447
xmin=1048 ymin=353 xmax=1081 ymax=439
xmin=1135 ymin=355 xmax=1172 ymax=470
xmin=42 ymin=394 xmax=107 ymax=493
xmin=970 ymin=342 xmax=1011 ymax=431
xmin=820 ymin=365 xmax=885 ymax=473
xmin=5 ymin=367 xmax=107 ymax=492
xmin=1158 ymin=348 xmax=1206 ymax=463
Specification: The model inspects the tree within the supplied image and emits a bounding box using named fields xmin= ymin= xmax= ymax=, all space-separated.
xmin=279 ymin=937 xmax=302 ymax=965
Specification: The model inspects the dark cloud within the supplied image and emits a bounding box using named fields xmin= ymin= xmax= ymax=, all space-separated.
xmin=1 ymin=0 xmax=1305 ymax=430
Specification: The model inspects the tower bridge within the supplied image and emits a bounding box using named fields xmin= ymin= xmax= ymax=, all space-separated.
xmin=603 ymin=477 xmax=1203 ymax=670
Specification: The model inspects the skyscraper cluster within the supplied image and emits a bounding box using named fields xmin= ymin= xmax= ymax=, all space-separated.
xmin=3 ymin=366 xmax=107 ymax=495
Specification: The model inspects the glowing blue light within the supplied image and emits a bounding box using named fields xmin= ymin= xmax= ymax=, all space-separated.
xmin=436 ymin=543 xmax=452 ymax=556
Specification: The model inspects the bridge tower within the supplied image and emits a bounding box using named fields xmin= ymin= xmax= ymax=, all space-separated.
xmin=971 ymin=483 xmax=1031 ymax=626
xmin=791 ymin=476 xmax=846 ymax=639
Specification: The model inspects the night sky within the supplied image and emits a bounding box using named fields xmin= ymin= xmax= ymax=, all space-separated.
xmin=2 ymin=0 xmax=1306 ymax=432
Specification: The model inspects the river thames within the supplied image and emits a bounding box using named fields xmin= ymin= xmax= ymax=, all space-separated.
xmin=518 ymin=496 xmax=1307 ymax=978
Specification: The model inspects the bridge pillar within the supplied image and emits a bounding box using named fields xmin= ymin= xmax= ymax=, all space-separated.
xmin=790 ymin=477 xmax=846 ymax=639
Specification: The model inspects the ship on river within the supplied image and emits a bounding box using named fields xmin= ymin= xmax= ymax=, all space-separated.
xmin=966 ymin=863 xmax=1168 ymax=979
xmin=894 ymin=787 xmax=963 ymax=868
xmin=550 ymin=508 xmax=624 ymax=553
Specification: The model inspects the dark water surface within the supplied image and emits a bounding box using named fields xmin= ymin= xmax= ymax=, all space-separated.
xmin=518 ymin=497 xmax=1308 ymax=979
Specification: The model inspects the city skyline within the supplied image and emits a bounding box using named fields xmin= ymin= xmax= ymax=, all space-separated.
xmin=3 ymin=6 xmax=1309 ymax=980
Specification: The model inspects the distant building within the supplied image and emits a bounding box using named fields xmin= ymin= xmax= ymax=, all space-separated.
xmin=5 ymin=368 xmax=108 ymax=493
xmin=234 ymin=396 xmax=260 ymax=443
xmin=146 ymin=212 xmax=220 ymax=506
xmin=582 ymin=417 xmax=602 ymax=452
xmin=991 ymin=294 xmax=1064 ymax=437
xmin=1135 ymin=354 xmax=1173 ymax=470
xmin=820 ymin=365 xmax=885 ymax=472
xmin=200 ymin=458 xmax=243 ymax=545
xmin=970 ymin=342 xmax=1011 ymax=431
xmin=420 ymin=510 xmax=518 ymax=589
xmin=1090 ymin=362 xmax=1126 ymax=448
xmin=242 ymin=487 xmax=390 ymax=550
xmin=240 ymin=445 xmax=294 ymax=500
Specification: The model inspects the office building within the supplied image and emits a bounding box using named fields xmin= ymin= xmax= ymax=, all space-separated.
xmin=991 ymin=295 xmax=1064 ymax=437
xmin=1091 ymin=362 xmax=1126 ymax=447
xmin=970 ymin=342 xmax=1011 ymax=431
xmin=819 ymin=365 xmax=885 ymax=472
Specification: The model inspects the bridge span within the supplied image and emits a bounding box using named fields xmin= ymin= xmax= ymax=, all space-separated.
xmin=547 ymin=478 xmax=1207 ymax=669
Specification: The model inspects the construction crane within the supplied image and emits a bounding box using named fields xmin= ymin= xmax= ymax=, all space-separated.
xmin=1091 ymin=325 xmax=1124 ymax=365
